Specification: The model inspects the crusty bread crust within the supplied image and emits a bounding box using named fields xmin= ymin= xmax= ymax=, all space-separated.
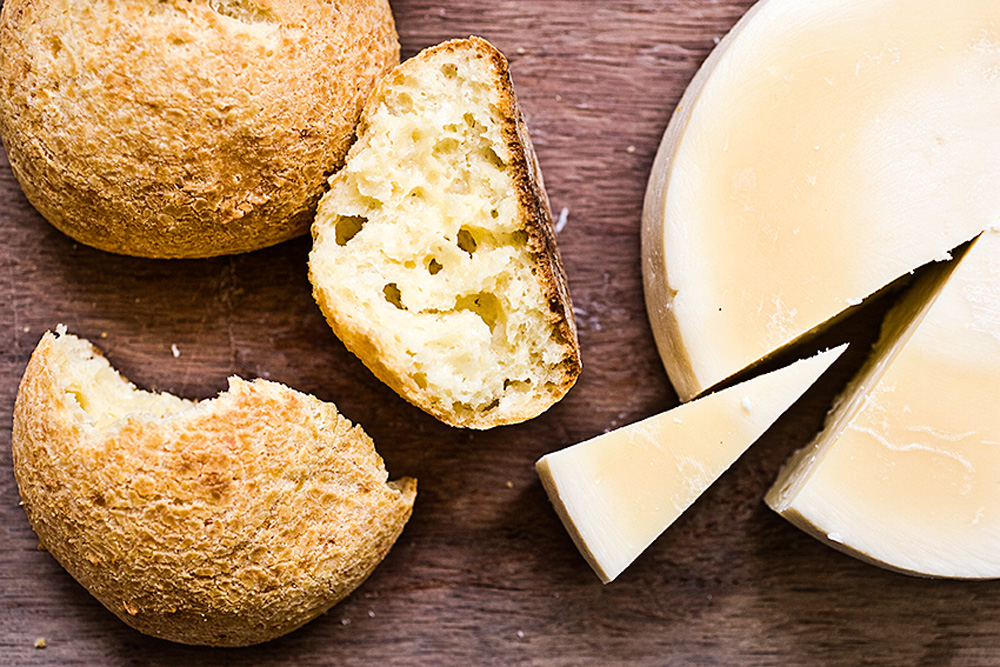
xmin=12 ymin=330 xmax=416 ymax=646
xmin=0 ymin=0 xmax=398 ymax=258
xmin=309 ymin=37 xmax=581 ymax=429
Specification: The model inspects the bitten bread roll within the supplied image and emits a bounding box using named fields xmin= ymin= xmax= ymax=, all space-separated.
xmin=11 ymin=328 xmax=416 ymax=647
xmin=309 ymin=36 xmax=581 ymax=430
xmin=0 ymin=0 xmax=398 ymax=258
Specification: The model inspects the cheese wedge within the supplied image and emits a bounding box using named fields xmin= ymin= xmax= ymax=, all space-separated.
xmin=767 ymin=231 xmax=1000 ymax=578
xmin=537 ymin=345 xmax=845 ymax=583
xmin=642 ymin=0 xmax=1000 ymax=402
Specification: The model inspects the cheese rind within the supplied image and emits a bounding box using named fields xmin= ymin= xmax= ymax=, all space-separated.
xmin=767 ymin=231 xmax=1000 ymax=579
xmin=642 ymin=0 xmax=1000 ymax=401
xmin=537 ymin=345 xmax=845 ymax=583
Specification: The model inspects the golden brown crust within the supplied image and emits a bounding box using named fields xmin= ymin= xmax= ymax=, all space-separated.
xmin=309 ymin=36 xmax=581 ymax=429
xmin=0 ymin=0 xmax=398 ymax=258
xmin=469 ymin=37 xmax=583 ymax=409
xmin=12 ymin=330 xmax=416 ymax=646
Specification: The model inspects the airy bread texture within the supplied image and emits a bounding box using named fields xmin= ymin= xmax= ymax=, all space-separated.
xmin=0 ymin=0 xmax=398 ymax=258
xmin=11 ymin=328 xmax=416 ymax=646
xmin=309 ymin=37 xmax=581 ymax=429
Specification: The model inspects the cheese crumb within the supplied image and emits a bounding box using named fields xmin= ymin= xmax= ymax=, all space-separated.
xmin=34 ymin=637 xmax=46 ymax=649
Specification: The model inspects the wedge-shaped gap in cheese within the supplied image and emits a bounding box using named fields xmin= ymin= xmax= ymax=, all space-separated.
xmin=308 ymin=36 xmax=580 ymax=429
xmin=642 ymin=0 xmax=1000 ymax=402
xmin=766 ymin=234 xmax=1000 ymax=578
xmin=537 ymin=345 xmax=846 ymax=583
xmin=704 ymin=267 xmax=914 ymax=398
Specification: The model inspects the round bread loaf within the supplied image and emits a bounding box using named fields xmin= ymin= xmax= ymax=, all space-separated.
xmin=0 ymin=0 xmax=398 ymax=258
xmin=12 ymin=328 xmax=417 ymax=646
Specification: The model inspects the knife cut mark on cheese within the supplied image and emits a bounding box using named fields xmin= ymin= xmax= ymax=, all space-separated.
xmin=767 ymin=232 xmax=1000 ymax=578
xmin=642 ymin=0 xmax=1000 ymax=402
xmin=536 ymin=345 xmax=845 ymax=583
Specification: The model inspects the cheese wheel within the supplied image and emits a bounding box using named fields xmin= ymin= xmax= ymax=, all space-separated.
xmin=642 ymin=0 xmax=1000 ymax=401
xmin=537 ymin=345 xmax=845 ymax=583
xmin=767 ymin=231 xmax=1000 ymax=578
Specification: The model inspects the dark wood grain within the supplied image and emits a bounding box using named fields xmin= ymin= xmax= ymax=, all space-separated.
xmin=3 ymin=1 xmax=999 ymax=665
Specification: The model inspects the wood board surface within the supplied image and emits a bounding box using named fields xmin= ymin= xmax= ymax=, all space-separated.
xmin=2 ymin=1 xmax=998 ymax=664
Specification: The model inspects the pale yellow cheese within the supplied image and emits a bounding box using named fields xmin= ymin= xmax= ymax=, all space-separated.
xmin=536 ymin=345 xmax=845 ymax=583
xmin=642 ymin=0 xmax=1000 ymax=402
xmin=767 ymin=231 xmax=1000 ymax=578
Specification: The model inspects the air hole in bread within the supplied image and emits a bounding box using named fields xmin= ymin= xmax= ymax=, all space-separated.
xmin=503 ymin=378 xmax=533 ymax=391
xmin=481 ymin=146 xmax=506 ymax=170
xmin=457 ymin=227 xmax=478 ymax=255
xmin=433 ymin=137 xmax=460 ymax=156
xmin=427 ymin=257 xmax=443 ymax=275
xmin=383 ymin=283 xmax=405 ymax=310
xmin=413 ymin=372 xmax=428 ymax=389
xmin=335 ymin=216 xmax=366 ymax=246
xmin=388 ymin=92 xmax=414 ymax=116
xmin=455 ymin=292 xmax=502 ymax=332
xmin=207 ymin=0 xmax=276 ymax=25
xmin=441 ymin=63 xmax=459 ymax=79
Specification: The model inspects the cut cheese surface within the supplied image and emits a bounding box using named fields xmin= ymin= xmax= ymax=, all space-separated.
xmin=642 ymin=0 xmax=1000 ymax=401
xmin=536 ymin=345 xmax=845 ymax=583
xmin=767 ymin=231 xmax=1000 ymax=578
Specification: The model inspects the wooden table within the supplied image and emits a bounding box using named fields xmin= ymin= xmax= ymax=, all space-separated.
xmin=3 ymin=1 xmax=998 ymax=664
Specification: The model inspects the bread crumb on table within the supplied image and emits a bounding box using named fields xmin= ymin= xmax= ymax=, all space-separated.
xmin=555 ymin=207 xmax=569 ymax=234
xmin=34 ymin=637 xmax=46 ymax=648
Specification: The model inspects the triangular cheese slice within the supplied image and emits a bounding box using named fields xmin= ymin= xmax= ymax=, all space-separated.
xmin=642 ymin=0 xmax=1000 ymax=401
xmin=536 ymin=345 xmax=845 ymax=583
xmin=767 ymin=231 xmax=1000 ymax=578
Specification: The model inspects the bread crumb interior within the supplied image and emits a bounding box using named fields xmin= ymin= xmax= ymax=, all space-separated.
xmin=49 ymin=331 xmax=193 ymax=429
xmin=312 ymin=49 xmax=562 ymax=420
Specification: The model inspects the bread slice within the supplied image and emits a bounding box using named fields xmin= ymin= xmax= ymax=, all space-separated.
xmin=11 ymin=327 xmax=416 ymax=647
xmin=309 ymin=36 xmax=581 ymax=430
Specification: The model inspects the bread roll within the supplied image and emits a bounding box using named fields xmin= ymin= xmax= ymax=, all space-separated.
xmin=12 ymin=328 xmax=416 ymax=646
xmin=309 ymin=37 xmax=581 ymax=429
xmin=0 ymin=0 xmax=398 ymax=258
